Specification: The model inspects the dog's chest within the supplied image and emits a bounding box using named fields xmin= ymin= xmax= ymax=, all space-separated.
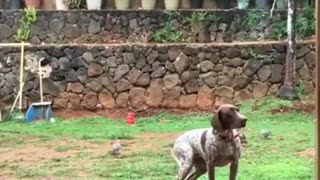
xmin=208 ymin=140 xmax=240 ymax=167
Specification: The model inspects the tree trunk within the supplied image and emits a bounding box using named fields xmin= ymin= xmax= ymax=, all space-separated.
xmin=311 ymin=0 xmax=315 ymax=8
xmin=278 ymin=0 xmax=299 ymax=100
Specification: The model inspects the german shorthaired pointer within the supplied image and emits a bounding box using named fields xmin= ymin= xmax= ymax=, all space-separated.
xmin=171 ymin=104 xmax=247 ymax=180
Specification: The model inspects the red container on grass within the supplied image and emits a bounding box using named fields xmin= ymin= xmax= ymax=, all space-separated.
xmin=126 ymin=112 xmax=135 ymax=124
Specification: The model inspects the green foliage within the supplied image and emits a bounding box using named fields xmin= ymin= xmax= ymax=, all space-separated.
xmin=63 ymin=0 xmax=83 ymax=9
xmin=151 ymin=10 xmax=183 ymax=42
xmin=151 ymin=22 xmax=182 ymax=43
xmin=273 ymin=8 xmax=315 ymax=40
xmin=15 ymin=7 xmax=37 ymax=42
xmin=296 ymin=80 xmax=306 ymax=96
xmin=297 ymin=8 xmax=315 ymax=38
xmin=272 ymin=20 xmax=287 ymax=40
xmin=232 ymin=10 xmax=269 ymax=39
xmin=206 ymin=14 xmax=221 ymax=24
xmin=163 ymin=10 xmax=181 ymax=19
xmin=246 ymin=11 xmax=269 ymax=28
xmin=186 ymin=12 xmax=220 ymax=25
xmin=232 ymin=14 xmax=245 ymax=32
xmin=249 ymin=48 xmax=278 ymax=63
xmin=249 ymin=48 xmax=265 ymax=59
xmin=187 ymin=12 xmax=208 ymax=24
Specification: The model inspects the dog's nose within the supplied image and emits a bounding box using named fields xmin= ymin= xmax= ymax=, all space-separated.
xmin=242 ymin=118 xmax=247 ymax=122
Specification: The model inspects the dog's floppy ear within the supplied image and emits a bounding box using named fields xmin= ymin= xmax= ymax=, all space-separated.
xmin=211 ymin=109 xmax=223 ymax=132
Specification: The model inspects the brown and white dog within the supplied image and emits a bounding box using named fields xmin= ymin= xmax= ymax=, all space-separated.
xmin=171 ymin=104 xmax=247 ymax=180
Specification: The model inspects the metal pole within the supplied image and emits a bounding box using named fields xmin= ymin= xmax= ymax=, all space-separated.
xmin=315 ymin=0 xmax=320 ymax=179
xmin=0 ymin=43 xmax=31 ymax=47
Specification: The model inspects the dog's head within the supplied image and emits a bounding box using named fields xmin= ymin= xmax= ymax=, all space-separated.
xmin=211 ymin=104 xmax=247 ymax=132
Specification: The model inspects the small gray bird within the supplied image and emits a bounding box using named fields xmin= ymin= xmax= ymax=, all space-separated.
xmin=239 ymin=133 xmax=248 ymax=145
xmin=260 ymin=129 xmax=272 ymax=139
xmin=109 ymin=139 xmax=122 ymax=156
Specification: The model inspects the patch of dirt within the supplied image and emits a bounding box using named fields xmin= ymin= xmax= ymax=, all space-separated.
xmin=55 ymin=109 xmax=125 ymax=119
xmin=55 ymin=108 xmax=209 ymax=120
xmin=269 ymin=101 xmax=314 ymax=115
xmin=137 ymin=132 xmax=179 ymax=140
xmin=268 ymin=146 xmax=279 ymax=153
xmin=296 ymin=148 xmax=315 ymax=157
xmin=115 ymin=132 xmax=180 ymax=154
xmin=0 ymin=171 xmax=15 ymax=180
xmin=0 ymin=132 xmax=179 ymax=169
xmin=0 ymin=138 xmax=107 ymax=167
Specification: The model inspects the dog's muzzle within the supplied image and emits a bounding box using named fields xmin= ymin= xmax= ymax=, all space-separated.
xmin=240 ymin=118 xmax=247 ymax=127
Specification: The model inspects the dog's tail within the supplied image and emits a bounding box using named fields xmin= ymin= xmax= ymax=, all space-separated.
xmin=171 ymin=147 xmax=183 ymax=168
xmin=170 ymin=148 xmax=175 ymax=159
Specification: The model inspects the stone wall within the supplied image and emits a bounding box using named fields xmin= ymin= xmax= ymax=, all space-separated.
xmin=0 ymin=42 xmax=315 ymax=110
xmin=0 ymin=9 xmax=302 ymax=44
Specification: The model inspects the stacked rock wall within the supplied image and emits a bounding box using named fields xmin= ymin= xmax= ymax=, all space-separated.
xmin=0 ymin=10 xmax=293 ymax=44
xmin=0 ymin=42 xmax=315 ymax=110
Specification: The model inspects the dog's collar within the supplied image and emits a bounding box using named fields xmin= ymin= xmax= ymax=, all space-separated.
xmin=215 ymin=129 xmax=240 ymax=142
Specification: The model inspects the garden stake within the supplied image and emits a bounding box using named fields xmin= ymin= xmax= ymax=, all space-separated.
xmin=13 ymin=42 xmax=26 ymax=120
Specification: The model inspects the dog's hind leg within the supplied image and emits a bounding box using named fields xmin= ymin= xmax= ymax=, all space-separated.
xmin=185 ymin=160 xmax=207 ymax=180
xmin=173 ymin=148 xmax=194 ymax=180
xmin=185 ymin=168 xmax=206 ymax=180
xmin=176 ymin=161 xmax=193 ymax=180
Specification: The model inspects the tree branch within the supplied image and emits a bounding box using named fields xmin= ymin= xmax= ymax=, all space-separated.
xmin=270 ymin=0 xmax=277 ymax=19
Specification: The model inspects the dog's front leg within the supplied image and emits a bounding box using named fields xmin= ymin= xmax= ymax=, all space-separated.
xmin=207 ymin=162 xmax=215 ymax=180
xmin=229 ymin=160 xmax=239 ymax=180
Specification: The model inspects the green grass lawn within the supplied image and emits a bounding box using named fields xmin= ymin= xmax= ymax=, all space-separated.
xmin=0 ymin=98 xmax=315 ymax=180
